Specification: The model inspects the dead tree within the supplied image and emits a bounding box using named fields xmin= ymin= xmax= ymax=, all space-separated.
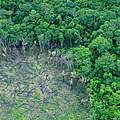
xmin=47 ymin=49 xmax=59 ymax=64
xmin=61 ymin=70 xmax=71 ymax=83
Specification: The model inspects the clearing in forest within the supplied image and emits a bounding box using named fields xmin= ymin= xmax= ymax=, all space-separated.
xmin=0 ymin=51 xmax=91 ymax=120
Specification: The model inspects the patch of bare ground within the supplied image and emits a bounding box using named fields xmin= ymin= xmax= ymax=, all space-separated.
xmin=0 ymin=50 xmax=91 ymax=120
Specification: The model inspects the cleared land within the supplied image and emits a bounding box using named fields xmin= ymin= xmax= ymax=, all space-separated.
xmin=0 ymin=52 xmax=91 ymax=120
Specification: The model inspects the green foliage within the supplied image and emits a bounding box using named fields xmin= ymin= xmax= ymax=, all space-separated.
xmin=89 ymin=78 xmax=120 ymax=120
xmin=11 ymin=108 xmax=27 ymax=120
xmin=65 ymin=45 xmax=92 ymax=76
xmin=1 ymin=0 xmax=119 ymax=48
xmin=1 ymin=0 xmax=120 ymax=119
xmin=94 ymin=52 xmax=117 ymax=78
xmin=89 ymin=36 xmax=112 ymax=60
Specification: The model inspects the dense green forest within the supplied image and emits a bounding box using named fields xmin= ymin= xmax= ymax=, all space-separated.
xmin=0 ymin=0 xmax=120 ymax=120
